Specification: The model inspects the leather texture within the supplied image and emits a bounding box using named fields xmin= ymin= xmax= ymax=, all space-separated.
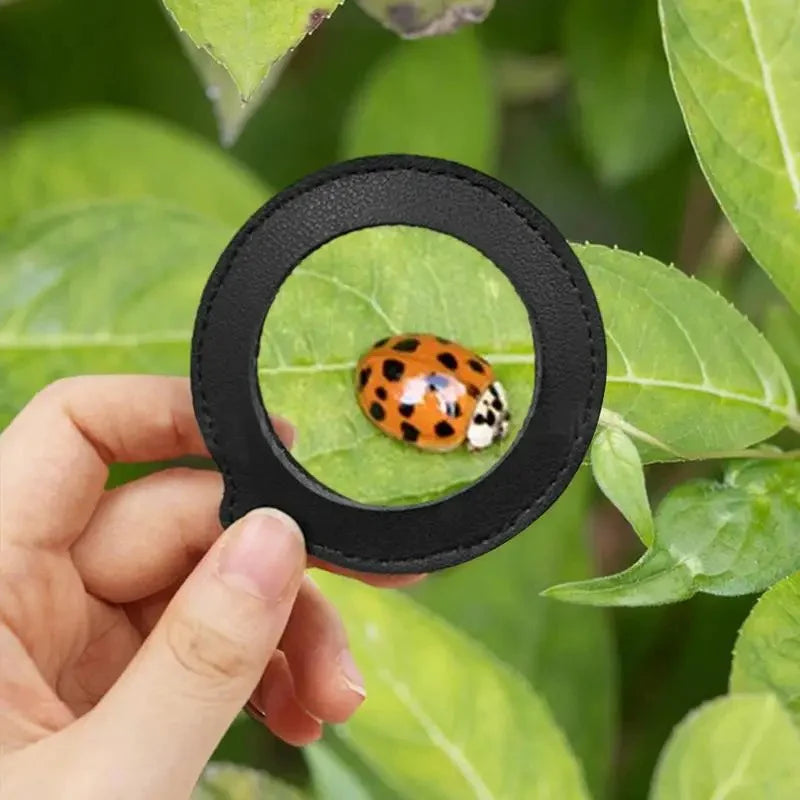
xmin=191 ymin=155 xmax=606 ymax=573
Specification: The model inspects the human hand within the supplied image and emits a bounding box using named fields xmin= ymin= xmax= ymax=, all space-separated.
xmin=0 ymin=376 xmax=420 ymax=799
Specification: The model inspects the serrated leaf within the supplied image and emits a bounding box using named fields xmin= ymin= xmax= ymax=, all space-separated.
xmin=193 ymin=763 xmax=308 ymax=800
xmin=730 ymin=572 xmax=800 ymax=726
xmin=161 ymin=0 xmax=341 ymax=100
xmin=577 ymin=244 xmax=798 ymax=461
xmin=356 ymin=0 xmax=494 ymax=38
xmin=650 ymin=694 xmax=800 ymax=800
xmin=341 ymin=29 xmax=498 ymax=171
xmin=591 ymin=426 xmax=654 ymax=546
xmin=660 ymin=0 xmax=800 ymax=313
xmin=564 ymin=0 xmax=684 ymax=184
xmin=544 ymin=460 xmax=800 ymax=607
xmin=410 ymin=470 xmax=616 ymax=798
xmin=170 ymin=21 xmax=289 ymax=147
xmin=314 ymin=572 xmax=591 ymax=800
xmin=0 ymin=201 xmax=229 ymax=429
xmin=0 ymin=109 xmax=268 ymax=229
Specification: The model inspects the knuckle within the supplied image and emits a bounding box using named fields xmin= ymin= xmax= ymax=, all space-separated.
xmin=31 ymin=377 xmax=75 ymax=406
xmin=166 ymin=614 xmax=256 ymax=689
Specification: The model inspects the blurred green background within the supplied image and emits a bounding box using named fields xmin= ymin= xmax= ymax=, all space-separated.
xmin=2 ymin=0 xmax=791 ymax=798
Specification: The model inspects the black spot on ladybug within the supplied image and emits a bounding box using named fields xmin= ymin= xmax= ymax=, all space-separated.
xmin=436 ymin=336 xmax=451 ymax=344
xmin=437 ymin=352 xmax=458 ymax=370
xmin=376 ymin=386 xmax=387 ymax=401
xmin=492 ymin=398 xmax=503 ymax=411
xmin=485 ymin=410 xmax=497 ymax=426
xmin=369 ymin=402 xmax=385 ymax=421
xmin=399 ymin=403 xmax=415 ymax=418
xmin=435 ymin=421 xmax=455 ymax=438
xmin=373 ymin=337 xmax=389 ymax=348
xmin=452 ymin=402 xmax=462 ymax=418
xmin=382 ymin=358 xmax=405 ymax=382
xmin=474 ymin=413 xmax=486 ymax=425
xmin=401 ymin=421 xmax=420 ymax=442
xmin=358 ymin=367 xmax=371 ymax=390
xmin=467 ymin=384 xmax=480 ymax=398
xmin=468 ymin=358 xmax=485 ymax=374
xmin=489 ymin=384 xmax=499 ymax=398
xmin=307 ymin=8 xmax=329 ymax=32
xmin=393 ymin=337 xmax=420 ymax=353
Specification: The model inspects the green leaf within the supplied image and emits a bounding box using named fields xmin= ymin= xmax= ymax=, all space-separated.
xmin=0 ymin=109 xmax=268 ymax=229
xmin=615 ymin=594 xmax=756 ymax=800
xmin=591 ymin=426 xmax=654 ymax=546
xmin=341 ymin=30 xmax=498 ymax=171
xmin=764 ymin=305 xmax=800 ymax=393
xmin=0 ymin=201 xmax=229 ymax=430
xmin=192 ymin=763 xmax=309 ymax=800
xmin=410 ymin=470 xmax=617 ymax=798
xmin=311 ymin=730 xmax=404 ymax=800
xmin=306 ymin=742 xmax=373 ymax=800
xmin=650 ymin=694 xmax=800 ymax=800
xmin=314 ymin=572 xmax=591 ymax=800
xmin=356 ymin=0 xmax=494 ymax=38
xmin=730 ymin=572 xmax=800 ymax=725
xmin=660 ymin=0 xmax=800 ymax=313
xmin=564 ymin=0 xmax=684 ymax=184
xmin=161 ymin=0 xmax=341 ymax=100
xmin=576 ymin=244 xmax=798 ymax=460
xmin=169 ymin=21 xmax=289 ymax=147
xmin=544 ymin=460 xmax=800 ymax=606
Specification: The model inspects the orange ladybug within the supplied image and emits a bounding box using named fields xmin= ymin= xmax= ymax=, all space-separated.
xmin=355 ymin=333 xmax=510 ymax=452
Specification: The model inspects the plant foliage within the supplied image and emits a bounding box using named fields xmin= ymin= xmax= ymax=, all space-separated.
xmin=2 ymin=0 xmax=800 ymax=797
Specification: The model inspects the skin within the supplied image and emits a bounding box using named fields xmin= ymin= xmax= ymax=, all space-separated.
xmin=0 ymin=375 xmax=423 ymax=799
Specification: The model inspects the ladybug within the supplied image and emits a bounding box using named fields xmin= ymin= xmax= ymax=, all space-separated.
xmin=355 ymin=333 xmax=511 ymax=452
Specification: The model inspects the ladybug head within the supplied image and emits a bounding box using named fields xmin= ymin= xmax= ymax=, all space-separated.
xmin=466 ymin=381 xmax=511 ymax=451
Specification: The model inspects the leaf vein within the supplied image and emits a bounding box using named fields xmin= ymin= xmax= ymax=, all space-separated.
xmin=377 ymin=668 xmax=496 ymax=800
xmin=741 ymin=0 xmax=800 ymax=210
xmin=295 ymin=268 xmax=401 ymax=333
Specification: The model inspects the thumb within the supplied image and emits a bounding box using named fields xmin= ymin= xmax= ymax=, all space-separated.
xmin=81 ymin=508 xmax=306 ymax=799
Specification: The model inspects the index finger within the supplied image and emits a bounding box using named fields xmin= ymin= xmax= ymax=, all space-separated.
xmin=1 ymin=376 xmax=246 ymax=551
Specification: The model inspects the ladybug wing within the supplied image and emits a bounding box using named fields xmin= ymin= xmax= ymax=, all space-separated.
xmin=356 ymin=351 xmax=469 ymax=451
xmin=392 ymin=334 xmax=495 ymax=397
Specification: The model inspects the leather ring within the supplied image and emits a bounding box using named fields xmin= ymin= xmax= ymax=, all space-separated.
xmin=190 ymin=155 xmax=606 ymax=574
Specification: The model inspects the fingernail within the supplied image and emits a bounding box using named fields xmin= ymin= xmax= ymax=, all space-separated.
xmin=338 ymin=648 xmax=366 ymax=700
xmin=218 ymin=509 xmax=305 ymax=600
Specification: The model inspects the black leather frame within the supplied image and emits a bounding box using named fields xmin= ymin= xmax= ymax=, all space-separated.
xmin=191 ymin=155 xmax=606 ymax=573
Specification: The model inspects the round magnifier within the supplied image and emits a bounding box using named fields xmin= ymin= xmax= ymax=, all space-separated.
xmin=191 ymin=155 xmax=606 ymax=574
